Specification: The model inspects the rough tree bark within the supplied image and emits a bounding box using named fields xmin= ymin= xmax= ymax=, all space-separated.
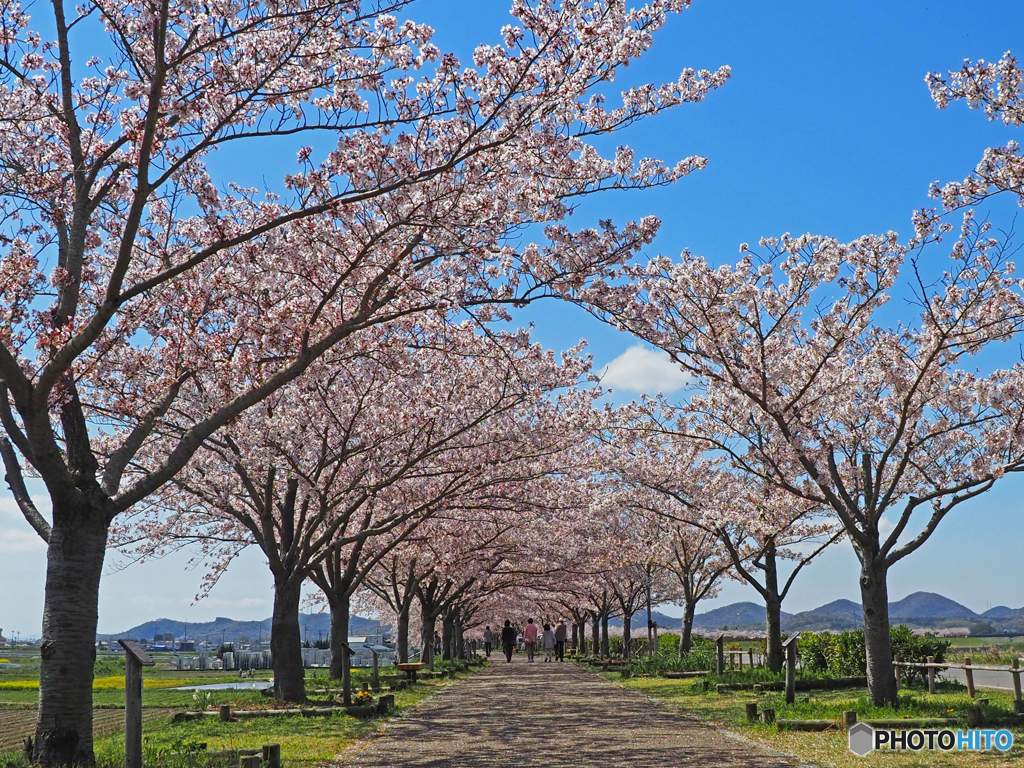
xmin=679 ymin=600 xmax=696 ymax=657
xmin=270 ymin=576 xmax=305 ymax=702
xmin=328 ymin=593 xmax=352 ymax=703
xmin=621 ymin=612 xmax=633 ymax=660
xmin=396 ymin=607 xmax=411 ymax=664
xmin=859 ymin=555 xmax=897 ymax=705
xmin=34 ymin=504 xmax=108 ymax=768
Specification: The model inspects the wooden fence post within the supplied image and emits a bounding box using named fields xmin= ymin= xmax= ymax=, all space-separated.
xmin=842 ymin=711 xmax=857 ymax=730
xmin=1012 ymin=658 xmax=1023 ymax=713
xmin=964 ymin=656 xmax=975 ymax=699
xmin=745 ymin=702 xmax=758 ymax=722
xmin=118 ymin=639 xmax=155 ymax=768
xmin=716 ymin=635 xmax=725 ymax=675
xmin=748 ymin=649 xmax=755 ymax=669
xmin=783 ymin=634 xmax=800 ymax=705
xmin=369 ymin=647 xmax=380 ymax=693
xmin=262 ymin=744 xmax=281 ymax=768
xmin=926 ymin=655 xmax=936 ymax=695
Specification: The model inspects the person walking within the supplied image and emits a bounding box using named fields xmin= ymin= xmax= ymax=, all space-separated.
xmin=554 ymin=619 xmax=567 ymax=661
xmin=523 ymin=618 xmax=539 ymax=662
xmin=483 ymin=626 xmax=493 ymax=658
xmin=501 ymin=620 xmax=515 ymax=663
xmin=542 ymin=623 xmax=556 ymax=662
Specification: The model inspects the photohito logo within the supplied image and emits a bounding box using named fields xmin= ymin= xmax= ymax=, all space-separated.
xmin=848 ymin=723 xmax=1014 ymax=755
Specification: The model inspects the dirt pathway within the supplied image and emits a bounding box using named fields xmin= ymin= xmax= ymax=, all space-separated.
xmin=343 ymin=660 xmax=807 ymax=767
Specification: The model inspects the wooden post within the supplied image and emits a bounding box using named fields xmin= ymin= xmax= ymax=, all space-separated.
xmin=964 ymin=656 xmax=975 ymax=699
xmin=967 ymin=706 xmax=983 ymax=728
xmin=118 ymin=640 xmax=155 ymax=768
xmin=738 ymin=651 xmax=743 ymax=670
xmin=240 ymin=755 xmax=261 ymax=768
xmin=219 ymin=704 xmax=232 ymax=722
xmin=783 ymin=634 xmax=800 ymax=705
xmin=760 ymin=708 xmax=775 ymax=725
xmin=842 ymin=711 xmax=857 ymax=730
xmin=262 ymin=744 xmax=281 ymax=768
xmin=926 ymin=655 xmax=936 ymax=695
xmin=716 ymin=635 xmax=725 ymax=675
xmin=748 ymin=649 xmax=754 ymax=669
xmin=745 ymin=702 xmax=758 ymax=722
xmin=1011 ymin=658 xmax=1023 ymax=713
xmin=369 ymin=647 xmax=380 ymax=693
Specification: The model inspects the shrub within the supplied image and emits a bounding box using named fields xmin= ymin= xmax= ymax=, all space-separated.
xmin=798 ymin=626 xmax=950 ymax=683
xmin=890 ymin=626 xmax=951 ymax=686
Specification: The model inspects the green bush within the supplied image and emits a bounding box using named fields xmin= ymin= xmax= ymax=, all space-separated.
xmin=890 ymin=625 xmax=951 ymax=686
xmin=798 ymin=626 xmax=950 ymax=683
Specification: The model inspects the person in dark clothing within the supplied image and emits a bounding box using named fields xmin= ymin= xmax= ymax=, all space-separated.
xmin=501 ymin=620 xmax=516 ymax=663
xmin=554 ymin=619 xmax=568 ymax=661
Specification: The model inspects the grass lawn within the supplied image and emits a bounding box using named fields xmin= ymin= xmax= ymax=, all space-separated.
xmin=0 ymin=654 xmax=481 ymax=768
xmin=607 ymin=672 xmax=1024 ymax=767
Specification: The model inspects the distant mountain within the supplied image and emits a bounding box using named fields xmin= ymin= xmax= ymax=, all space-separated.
xmin=981 ymin=606 xmax=1024 ymax=620
xmin=97 ymin=613 xmax=383 ymax=644
xmin=692 ymin=602 xmax=790 ymax=630
xmin=889 ymin=592 xmax=978 ymax=620
xmin=784 ymin=599 xmax=863 ymax=632
xmin=689 ymin=592 xmax=1024 ymax=634
xmin=607 ymin=611 xmax=679 ymax=630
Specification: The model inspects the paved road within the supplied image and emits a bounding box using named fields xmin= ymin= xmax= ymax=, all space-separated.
xmin=343 ymin=661 xmax=804 ymax=767
xmin=941 ymin=668 xmax=1017 ymax=691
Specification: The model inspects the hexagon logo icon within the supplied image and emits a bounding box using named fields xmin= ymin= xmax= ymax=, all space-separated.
xmin=848 ymin=722 xmax=875 ymax=756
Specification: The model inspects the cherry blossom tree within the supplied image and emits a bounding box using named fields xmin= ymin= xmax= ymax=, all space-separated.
xmin=584 ymin=217 xmax=1024 ymax=703
xmin=124 ymin=320 xmax=588 ymax=701
xmin=0 ymin=0 xmax=728 ymax=760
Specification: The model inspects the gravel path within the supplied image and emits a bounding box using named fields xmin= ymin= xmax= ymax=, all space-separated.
xmin=344 ymin=660 xmax=806 ymax=767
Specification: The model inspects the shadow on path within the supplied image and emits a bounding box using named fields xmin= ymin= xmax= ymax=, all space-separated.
xmin=342 ymin=660 xmax=806 ymax=767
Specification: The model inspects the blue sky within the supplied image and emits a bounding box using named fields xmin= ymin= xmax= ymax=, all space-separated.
xmin=2 ymin=0 xmax=1024 ymax=637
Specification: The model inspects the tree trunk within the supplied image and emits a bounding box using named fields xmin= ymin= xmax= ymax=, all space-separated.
xmin=421 ymin=612 xmax=436 ymax=669
xmin=762 ymin=539 xmax=784 ymax=674
xmin=34 ymin=507 xmax=108 ymax=768
xmin=600 ymin=613 xmax=609 ymax=658
xmin=765 ymin=595 xmax=783 ymax=674
xmin=860 ymin=558 xmax=897 ymax=706
xmin=591 ymin=614 xmax=600 ymax=656
xmin=270 ymin=577 xmax=305 ymax=702
xmin=441 ymin=615 xmax=454 ymax=661
xmin=621 ymin=612 xmax=632 ymax=660
xmin=396 ymin=607 xmax=411 ymax=664
xmin=679 ymin=600 xmax=696 ymax=657
xmin=328 ymin=594 xmax=351 ymax=704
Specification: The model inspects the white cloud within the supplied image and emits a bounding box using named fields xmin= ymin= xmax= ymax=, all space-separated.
xmin=599 ymin=345 xmax=691 ymax=395
xmin=0 ymin=526 xmax=47 ymax=553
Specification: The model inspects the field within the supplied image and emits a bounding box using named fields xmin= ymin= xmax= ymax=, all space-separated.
xmin=606 ymin=671 xmax=1024 ymax=767
xmin=0 ymin=650 xmax=477 ymax=768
